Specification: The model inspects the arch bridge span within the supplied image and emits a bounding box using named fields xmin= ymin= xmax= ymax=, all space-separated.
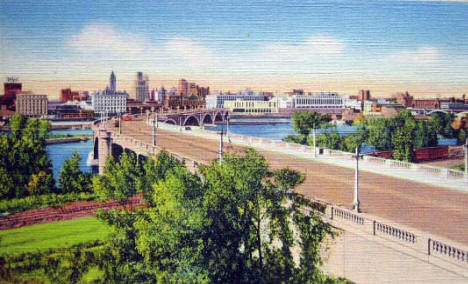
xmin=155 ymin=108 xmax=229 ymax=127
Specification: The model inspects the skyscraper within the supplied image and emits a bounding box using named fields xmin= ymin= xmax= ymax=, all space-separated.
xmin=109 ymin=71 xmax=116 ymax=93
xmin=136 ymin=72 xmax=149 ymax=102
xmin=178 ymin=79 xmax=188 ymax=97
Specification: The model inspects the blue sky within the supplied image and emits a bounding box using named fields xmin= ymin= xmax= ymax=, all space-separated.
xmin=1 ymin=0 xmax=468 ymax=98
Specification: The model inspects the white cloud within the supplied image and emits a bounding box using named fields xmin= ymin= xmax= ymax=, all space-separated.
xmin=257 ymin=35 xmax=344 ymax=62
xmin=66 ymin=23 xmax=148 ymax=55
xmin=386 ymin=46 xmax=440 ymax=67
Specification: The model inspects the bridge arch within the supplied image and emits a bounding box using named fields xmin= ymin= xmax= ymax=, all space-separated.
xmin=428 ymin=109 xmax=449 ymax=115
xmin=164 ymin=119 xmax=177 ymax=125
xmin=214 ymin=112 xmax=224 ymax=123
xmin=202 ymin=113 xmax=213 ymax=124
xmin=111 ymin=143 xmax=124 ymax=161
xmin=183 ymin=115 xmax=200 ymax=126
xmin=93 ymin=137 xmax=99 ymax=160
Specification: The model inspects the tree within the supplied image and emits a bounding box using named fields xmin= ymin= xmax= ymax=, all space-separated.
xmin=392 ymin=110 xmax=417 ymax=161
xmin=59 ymin=152 xmax=92 ymax=194
xmin=27 ymin=171 xmax=54 ymax=195
xmin=94 ymin=149 xmax=343 ymax=283
xmin=311 ymin=131 xmax=343 ymax=150
xmin=292 ymin=111 xmax=331 ymax=143
xmin=0 ymin=115 xmax=55 ymax=199
xmin=92 ymin=152 xmax=142 ymax=200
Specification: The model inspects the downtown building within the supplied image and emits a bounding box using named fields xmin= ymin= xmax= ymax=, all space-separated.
xmin=291 ymin=92 xmax=344 ymax=109
xmin=206 ymin=93 xmax=268 ymax=109
xmin=16 ymin=92 xmax=48 ymax=117
xmin=91 ymin=71 xmax=129 ymax=115
xmin=136 ymin=72 xmax=149 ymax=102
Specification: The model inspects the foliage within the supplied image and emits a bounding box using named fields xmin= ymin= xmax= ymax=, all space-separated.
xmin=92 ymin=152 xmax=142 ymax=201
xmin=59 ymin=152 xmax=92 ymax=194
xmin=292 ymin=111 xmax=331 ymax=138
xmin=283 ymin=134 xmax=307 ymax=145
xmin=429 ymin=112 xmax=456 ymax=138
xmin=94 ymin=149 xmax=342 ymax=283
xmin=0 ymin=114 xmax=55 ymax=199
xmin=0 ymin=240 xmax=106 ymax=283
xmin=312 ymin=131 xmax=343 ymax=150
xmin=0 ymin=150 xmax=350 ymax=283
xmin=391 ymin=110 xmax=417 ymax=161
xmin=137 ymin=150 xmax=183 ymax=204
xmin=0 ymin=192 xmax=97 ymax=215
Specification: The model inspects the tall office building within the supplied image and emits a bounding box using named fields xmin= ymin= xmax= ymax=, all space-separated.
xmin=136 ymin=72 xmax=149 ymax=102
xmin=178 ymin=79 xmax=188 ymax=97
xmin=109 ymin=71 xmax=116 ymax=93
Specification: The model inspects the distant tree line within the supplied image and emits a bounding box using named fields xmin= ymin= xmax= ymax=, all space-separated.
xmin=285 ymin=110 xmax=466 ymax=162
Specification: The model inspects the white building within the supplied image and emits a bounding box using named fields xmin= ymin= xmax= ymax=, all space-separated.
xmin=343 ymin=97 xmax=362 ymax=110
xmin=206 ymin=94 xmax=267 ymax=109
xmin=292 ymin=92 xmax=344 ymax=109
xmin=91 ymin=90 xmax=128 ymax=114
xmin=224 ymin=98 xmax=279 ymax=115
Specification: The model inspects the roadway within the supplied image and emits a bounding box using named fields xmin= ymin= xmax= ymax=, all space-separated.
xmin=117 ymin=120 xmax=468 ymax=246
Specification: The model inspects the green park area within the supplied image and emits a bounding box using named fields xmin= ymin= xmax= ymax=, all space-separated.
xmin=0 ymin=217 xmax=110 ymax=256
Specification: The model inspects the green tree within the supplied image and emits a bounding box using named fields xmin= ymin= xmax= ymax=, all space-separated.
xmin=92 ymin=152 xmax=142 ymax=200
xmin=311 ymin=131 xmax=343 ymax=150
xmin=291 ymin=111 xmax=332 ymax=144
xmin=0 ymin=115 xmax=55 ymax=199
xmin=95 ymin=149 xmax=342 ymax=283
xmin=59 ymin=152 xmax=92 ymax=193
xmin=392 ymin=110 xmax=417 ymax=161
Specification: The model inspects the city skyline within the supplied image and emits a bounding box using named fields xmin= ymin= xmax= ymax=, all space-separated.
xmin=1 ymin=0 xmax=468 ymax=98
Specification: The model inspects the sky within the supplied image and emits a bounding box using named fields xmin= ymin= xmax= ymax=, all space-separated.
xmin=1 ymin=0 xmax=468 ymax=99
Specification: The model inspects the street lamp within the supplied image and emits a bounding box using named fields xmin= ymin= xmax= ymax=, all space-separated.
xmin=152 ymin=116 xmax=156 ymax=146
xmin=353 ymin=146 xmax=362 ymax=212
xmin=219 ymin=128 xmax=224 ymax=164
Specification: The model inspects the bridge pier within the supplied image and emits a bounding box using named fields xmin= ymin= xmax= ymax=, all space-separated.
xmin=97 ymin=129 xmax=112 ymax=175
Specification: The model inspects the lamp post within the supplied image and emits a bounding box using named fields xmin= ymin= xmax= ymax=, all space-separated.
xmin=219 ymin=128 xmax=224 ymax=164
xmin=226 ymin=115 xmax=231 ymax=143
xmin=353 ymin=146 xmax=361 ymax=212
xmin=152 ymin=116 xmax=156 ymax=146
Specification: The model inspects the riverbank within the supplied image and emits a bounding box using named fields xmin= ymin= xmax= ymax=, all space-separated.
xmin=45 ymin=136 xmax=91 ymax=145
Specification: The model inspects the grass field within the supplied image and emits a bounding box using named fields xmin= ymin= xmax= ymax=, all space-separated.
xmin=0 ymin=217 xmax=110 ymax=255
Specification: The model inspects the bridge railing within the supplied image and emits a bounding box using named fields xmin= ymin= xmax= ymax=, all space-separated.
xmin=299 ymin=197 xmax=468 ymax=272
xmin=152 ymin=122 xmax=467 ymax=183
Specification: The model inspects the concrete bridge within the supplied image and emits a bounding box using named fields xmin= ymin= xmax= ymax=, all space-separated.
xmin=152 ymin=108 xmax=229 ymax=126
xmin=92 ymin=119 xmax=468 ymax=283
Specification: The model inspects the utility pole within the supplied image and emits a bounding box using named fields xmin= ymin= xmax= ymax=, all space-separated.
xmin=353 ymin=146 xmax=361 ymax=212
xmin=152 ymin=116 xmax=156 ymax=146
xmin=219 ymin=128 xmax=224 ymax=164
xmin=226 ymin=115 xmax=231 ymax=143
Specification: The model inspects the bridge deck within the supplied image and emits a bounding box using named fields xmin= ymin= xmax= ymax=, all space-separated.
xmin=117 ymin=120 xmax=468 ymax=246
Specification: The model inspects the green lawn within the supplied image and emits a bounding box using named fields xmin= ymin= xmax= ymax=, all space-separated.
xmin=0 ymin=217 xmax=110 ymax=255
